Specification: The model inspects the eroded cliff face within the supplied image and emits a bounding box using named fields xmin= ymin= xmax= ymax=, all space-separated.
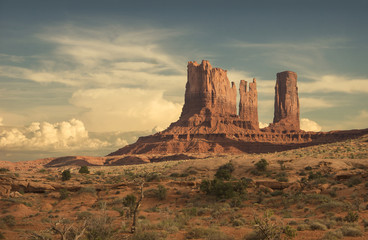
xmin=239 ymin=78 xmax=259 ymax=130
xmin=180 ymin=60 xmax=237 ymax=120
xmin=272 ymin=71 xmax=300 ymax=131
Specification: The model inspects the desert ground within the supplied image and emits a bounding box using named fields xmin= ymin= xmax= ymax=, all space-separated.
xmin=0 ymin=134 xmax=368 ymax=240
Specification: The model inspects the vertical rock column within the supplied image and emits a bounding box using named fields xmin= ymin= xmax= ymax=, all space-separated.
xmin=180 ymin=60 xmax=237 ymax=120
xmin=239 ymin=78 xmax=259 ymax=129
xmin=273 ymin=71 xmax=300 ymax=131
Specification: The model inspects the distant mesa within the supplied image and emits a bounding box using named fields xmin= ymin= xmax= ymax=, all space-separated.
xmin=109 ymin=60 xmax=368 ymax=155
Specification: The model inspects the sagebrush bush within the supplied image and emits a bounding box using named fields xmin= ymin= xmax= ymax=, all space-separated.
xmin=309 ymin=221 xmax=327 ymax=231
xmin=255 ymin=159 xmax=269 ymax=172
xmin=200 ymin=178 xmax=249 ymax=200
xmin=344 ymin=211 xmax=359 ymax=222
xmin=123 ymin=194 xmax=136 ymax=208
xmin=61 ymin=169 xmax=71 ymax=181
xmin=1 ymin=215 xmax=16 ymax=227
xmin=322 ymin=230 xmax=343 ymax=240
xmin=341 ymin=225 xmax=362 ymax=237
xmin=155 ymin=185 xmax=167 ymax=200
xmin=79 ymin=166 xmax=90 ymax=174
xmin=59 ymin=189 xmax=69 ymax=200
xmin=215 ymin=162 xmax=234 ymax=180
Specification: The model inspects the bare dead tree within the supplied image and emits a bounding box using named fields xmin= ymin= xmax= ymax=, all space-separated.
xmin=49 ymin=218 xmax=87 ymax=240
xmin=130 ymin=182 xmax=144 ymax=233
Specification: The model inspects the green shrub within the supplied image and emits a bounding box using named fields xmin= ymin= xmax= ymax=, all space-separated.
xmin=2 ymin=215 xmax=16 ymax=227
xmin=145 ymin=172 xmax=161 ymax=182
xmin=0 ymin=232 xmax=4 ymax=239
xmin=59 ymin=189 xmax=70 ymax=200
xmin=0 ymin=168 xmax=9 ymax=173
xmin=200 ymin=178 xmax=249 ymax=200
xmin=123 ymin=194 xmax=136 ymax=209
xmin=78 ymin=187 xmax=96 ymax=195
xmin=79 ymin=166 xmax=90 ymax=174
xmin=344 ymin=211 xmax=359 ymax=222
xmin=86 ymin=212 xmax=114 ymax=240
xmin=61 ymin=170 xmax=71 ymax=181
xmin=309 ymin=221 xmax=327 ymax=231
xmin=77 ymin=211 xmax=93 ymax=220
xmin=341 ymin=225 xmax=362 ymax=236
xmin=283 ymin=225 xmax=297 ymax=238
xmin=346 ymin=176 xmax=362 ymax=187
xmin=155 ymin=185 xmax=167 ymax=200
xmin=322 ymin=230 xmax=343 ymax=240
xmin=132 ymin=230 xmax=162 ymax=240
xmin=215 ymin=162 xmax=234 ymax=180
xmin=255 ymin=159 xmax=268 ymax=172
xmin=186 ymin=228 xmax=233 ymax=240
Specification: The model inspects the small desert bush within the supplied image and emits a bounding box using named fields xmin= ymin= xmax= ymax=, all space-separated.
xmin=155 ymin=185 xmax=167 ymax=200
xmin=200 ymin=178 xmax=248 ymax=200
xmin=341 ymin=225 xmax=362 ymax=237
xmin=61 ymin=169 xmax=71 ymax=181
xmin=255 ymin=159 xmax=269 ymax=172
xmin=132 ymin=230 xmax=163 ymax=240
xmin=245 ymin=210 xmax=295 ymax=240
xmin=0 ymin=168 xmax=9 ymax=173
xmin=59 ymin=189 xmax=70 ymax=200
xmin=77 ymin=211 xmax=93 ymax=220
xmin=186 ymin=228 xmax=233 ymax=240
xmin=1 ymin=215 xmax=16 ymax=227
xmin=346 ymin=176 xmax=362 ymax=187
xmin=215 ymin=162 xmax=234 ymax=180
xmin=123 ymin=194 xmax=136 ymax=208
xmin=145 ymin=172 xmax=161 ymax=182
xmin=344 ymin=211 xmax=359 ymax=222
xmin=78 ymin=187 xmax=96 ymax=195
xmin=85 ymin=212 xmax=114 ymax=240
xmin=317 ymin=200 xmax=347 ymax=213
xmin=79 ymin=166 xmax=90 ymax=174
xmin=0 ymin=232 xmax=4 ymax=240
xmin=309 ymin=221 xmax=328 ymax=231
xmin=322 ymin=230 xmax=343 ymax=240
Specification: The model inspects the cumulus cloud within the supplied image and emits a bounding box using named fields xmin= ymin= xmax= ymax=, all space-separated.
xmin=0 ymin=119 xmax=114 ymax=151
xmin=300 ymin=118 xmax=322 ymax=132
xmin=259 ymin=122 xmax=269 ymax=128
xmin=70 ymin=88 xmax=182 ymax=132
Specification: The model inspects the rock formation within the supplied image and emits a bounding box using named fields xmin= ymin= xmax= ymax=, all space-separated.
xmin=181 ymin=60 xmax=237 ymax=119
xmin=108 ymin=60 xmax=368 ymax=156
xmin=239 ymin=78 xmax=259 ymax=130
xmin=271 ymin=71 xmax=300 ymax=131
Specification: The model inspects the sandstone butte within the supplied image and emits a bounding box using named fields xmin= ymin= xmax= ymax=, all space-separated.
xmin=109 ymin=60 xmax=368 ymax=155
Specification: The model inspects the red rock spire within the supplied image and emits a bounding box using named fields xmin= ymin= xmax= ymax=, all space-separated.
xmin=239 ymin=78 xmax=259 ymax=129
xmin=272 ymin=71 xmax=300 ymax=131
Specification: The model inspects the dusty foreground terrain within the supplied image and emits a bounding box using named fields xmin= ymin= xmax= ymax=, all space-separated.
xmin=0 ymin=135 xmax=368 ymax=239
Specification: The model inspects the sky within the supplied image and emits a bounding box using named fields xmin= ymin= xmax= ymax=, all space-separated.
xmin=0 ymin=0 xmax=367 ymax=162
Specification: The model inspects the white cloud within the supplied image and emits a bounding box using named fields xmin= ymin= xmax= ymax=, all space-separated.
xmin=0 ymin=119 xmax=110 ymax=151
xmin=259 ymin=122 xmax=269 ymax=128
xmin=0 ymin=25 xmax=187 ymax=92
xmin=300 ymin=118 xmax=322 ymax=132
xmin=70 ymin=88 xmax=182 ymax=132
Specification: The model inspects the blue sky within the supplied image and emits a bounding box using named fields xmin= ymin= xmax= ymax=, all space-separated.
xmin=0 ymin=0 xmax=368 ymax=161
